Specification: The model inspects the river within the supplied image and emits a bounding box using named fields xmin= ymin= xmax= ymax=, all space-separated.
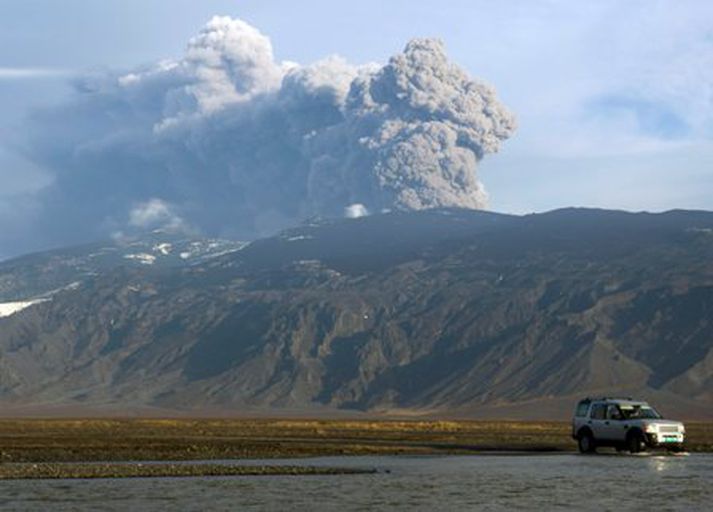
xmin=0 ymin=453 xmax=711 ymax=511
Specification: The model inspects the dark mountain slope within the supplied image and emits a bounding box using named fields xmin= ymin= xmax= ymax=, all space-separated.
xmin=1 ymin=208 xmax=712 ymax=418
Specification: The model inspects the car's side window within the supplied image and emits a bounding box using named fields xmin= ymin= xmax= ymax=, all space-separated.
xmin=606 ymin=405 xmax=622 ymax=420
xmin=590 ymin=403 xmax=606 ymax=420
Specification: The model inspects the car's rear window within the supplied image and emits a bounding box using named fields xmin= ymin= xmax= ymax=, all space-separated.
xmin=575 ymin=401 xmax=590 ymax=417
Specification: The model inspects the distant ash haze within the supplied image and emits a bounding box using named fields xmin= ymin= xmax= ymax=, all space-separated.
xmin=18 ymin=16 xmax=515 ymax=248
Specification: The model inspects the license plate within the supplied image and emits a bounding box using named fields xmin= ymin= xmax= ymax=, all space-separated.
xmin=663 ymin=436 xmax=679 ymax=442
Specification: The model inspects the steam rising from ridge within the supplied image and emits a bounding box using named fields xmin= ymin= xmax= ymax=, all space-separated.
xmin=21 ymin=16 xmax=515 ymax=248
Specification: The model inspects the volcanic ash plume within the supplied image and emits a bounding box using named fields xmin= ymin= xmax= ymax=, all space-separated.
xmin=307 ymin=38 xmax=516 ymax=216
xmin=20 ymin=16 xmax=516 ymax=249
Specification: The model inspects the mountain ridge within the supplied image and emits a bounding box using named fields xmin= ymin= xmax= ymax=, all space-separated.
xmin=1 ymin=208 xmax=712 ymax=419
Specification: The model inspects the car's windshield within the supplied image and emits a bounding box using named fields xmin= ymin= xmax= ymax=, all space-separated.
xmin=619 ymin=405 xmax=661 ymax=419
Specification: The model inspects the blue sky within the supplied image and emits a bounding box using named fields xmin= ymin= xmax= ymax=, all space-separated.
xmin=1 ymin=0 xmax=712 ymax=258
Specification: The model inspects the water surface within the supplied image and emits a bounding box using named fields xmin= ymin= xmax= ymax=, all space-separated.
xmin=1 ymin=453 xmax=710 ymax=511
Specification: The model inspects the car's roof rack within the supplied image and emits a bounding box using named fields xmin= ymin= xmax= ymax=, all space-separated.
xmin=581 ymin=396 xmax=635 ymax=402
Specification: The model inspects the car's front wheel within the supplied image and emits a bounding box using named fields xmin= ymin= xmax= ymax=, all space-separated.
xmin=628 ymin=431 xmax=647 ymax=454
xmin=578 ymin=431 xmax=596 ymax=453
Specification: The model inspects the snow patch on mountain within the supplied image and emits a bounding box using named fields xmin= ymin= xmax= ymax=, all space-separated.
xmin=178 ymin=241 xmax=250 ymax=261
xmin=123 ymin=253 xmax=157 ymax=265
xmin=0 ymin=298 xmax=50 ymax=318
xmin=153 ymin=243 xmax=173 ymax=255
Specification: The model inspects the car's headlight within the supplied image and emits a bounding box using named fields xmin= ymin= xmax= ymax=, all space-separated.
xmin=644 ymin=424 xmax=657 ymax=433
xmin=680 ymin=425 xmax=686 ymax=434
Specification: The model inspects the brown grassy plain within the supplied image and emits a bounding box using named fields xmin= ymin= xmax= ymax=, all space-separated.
xmin=0 ymin=418 xmax=710 ymax=465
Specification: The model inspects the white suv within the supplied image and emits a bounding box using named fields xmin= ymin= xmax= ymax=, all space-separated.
xmin=572 ymin=397 xmax=685 ymax=453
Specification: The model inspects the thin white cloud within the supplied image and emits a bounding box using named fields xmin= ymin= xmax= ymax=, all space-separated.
xmin=457 ymin=0 xmax=713 ymax=158
xmin=0 ymin=67 xmax=69 ymax=79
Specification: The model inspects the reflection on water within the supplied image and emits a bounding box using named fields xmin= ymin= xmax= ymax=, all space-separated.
xmin=0 ymin=454 xmax=710 ymax=511
xmin=650 ymin=454 xmax=675 ymax=473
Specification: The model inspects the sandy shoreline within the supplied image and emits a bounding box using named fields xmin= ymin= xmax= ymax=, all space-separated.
xmin=0 ymin=462 xmax=375 ymax=480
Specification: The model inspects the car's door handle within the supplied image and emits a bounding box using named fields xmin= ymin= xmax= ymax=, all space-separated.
xmin=605 ymin=421 xmax=610 ymax=425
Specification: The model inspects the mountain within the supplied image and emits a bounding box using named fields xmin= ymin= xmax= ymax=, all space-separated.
xmin=0 ymin=231 xmax=247 ymax=302
xmin=0 ymin=208 xmax=712 ymax=419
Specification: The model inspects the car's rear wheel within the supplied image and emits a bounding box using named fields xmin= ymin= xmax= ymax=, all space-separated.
xmin=578 ymin=431 xmax=596 ymax=453
xmin=628 ymin=431 xmax=647 ymax=454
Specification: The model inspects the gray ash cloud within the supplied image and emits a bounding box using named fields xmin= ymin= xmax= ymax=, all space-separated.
xmin=18 ymin=16 xmax=516 ymax=249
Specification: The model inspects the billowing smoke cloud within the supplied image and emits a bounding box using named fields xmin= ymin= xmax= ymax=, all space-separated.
xmin=344 ymin=203 xmax=369 ymax=219
xmin=128 ymin=198 xmax=187 ymax=231
xmin=17 ymin=16 xmax=515 ymax=250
